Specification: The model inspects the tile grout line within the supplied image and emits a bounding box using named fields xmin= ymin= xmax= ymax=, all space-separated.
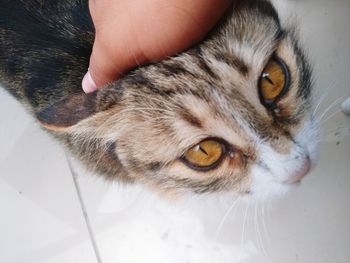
xmin=65 ymin=154 xmax=103 ymax=263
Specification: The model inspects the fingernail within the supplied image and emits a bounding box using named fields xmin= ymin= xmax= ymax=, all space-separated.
xmin=82 ymin=71 xmax=97 ymax=93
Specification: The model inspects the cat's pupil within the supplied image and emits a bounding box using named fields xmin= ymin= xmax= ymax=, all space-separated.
xmin=259 ymin=57 xmax=290 ymax=106
xmin=182 ymin=139 xmax=225 ymax=171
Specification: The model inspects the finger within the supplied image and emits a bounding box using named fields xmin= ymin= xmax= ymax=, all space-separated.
xmin=83 ymin=13 xmax=150 ymax=93
xmin=82 ymin=38 xmax=120 ymax=93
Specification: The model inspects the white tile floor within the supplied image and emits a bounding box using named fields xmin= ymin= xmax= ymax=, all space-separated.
xmin=1 ymin=1 xmax=350 ymax=262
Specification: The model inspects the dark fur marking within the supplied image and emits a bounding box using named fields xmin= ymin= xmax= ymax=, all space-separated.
xmin=274 ymin=114 xmax=300 ymax=126
xmin=195 ymin=178 xmax=223 ymax=193
xmin=104 ymin=141 xmax=126 ymax=164
xmin=144 ymin=85 xmax=178 ymax=98
xmin=127 ymin=72 xmax=177 ymax=97
xmin=127 ymin=73 xmax=155 ymax=87
xmin=293 ymin=42 xmax=312 ymax=100
xmin=160 ymin=62 xmax=195 ymax=78
xmin=147 ymin=162 xmax=162 ymax=172
xmin=178 ymin=109 xmax=203 ymax=128
xmin=126 ymin=156 xmax=146 ymax=174
xmin=189 ymin=47 xmax=218 ymax=79
xmin=96 ymin=82 xmax=126 ymax=111
xmin=214 ymin=52 xmax=249 ymax=75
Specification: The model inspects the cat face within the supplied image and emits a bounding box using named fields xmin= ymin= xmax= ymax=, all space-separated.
xmin=39 ymin=0 xmax=318 ymax=199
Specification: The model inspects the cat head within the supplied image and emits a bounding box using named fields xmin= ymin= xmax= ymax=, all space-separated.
xmin=38 ymin=0 xmax=319 ymax=199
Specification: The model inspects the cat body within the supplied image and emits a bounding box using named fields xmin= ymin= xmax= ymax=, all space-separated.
xmin=0 ymin=0 xmax=318 ymax=198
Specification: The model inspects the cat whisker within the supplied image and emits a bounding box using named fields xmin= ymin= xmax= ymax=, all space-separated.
xmin=254 ymin=199 xmax=268 ymax=260
xmin=261 ymin=200 xmax=271 ymax=246
xmin=312 ymin=93 xmax=327 ymax=116
xmin=320 ymin=109 xmax=342 ymax=126
xmin=253 ymin=200 xmax=260 ymax=252
xmin=214 ymin=196 xmax=241 ymax=240
xmin=240 ymin=199 xmax=251 ymax=256
xmin=260 ymin=199 xmax=272 ymax=261
xmin=312 ymin=85 xmax=333 ymax=117
xmin=316 ymin=96 xmax=345 ymax=123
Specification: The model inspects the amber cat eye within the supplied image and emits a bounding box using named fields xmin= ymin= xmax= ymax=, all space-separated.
xmin=181 ymin=139 xmax=225 ymax=171
xmin=259 ymin=57 xmax=290 ymax=107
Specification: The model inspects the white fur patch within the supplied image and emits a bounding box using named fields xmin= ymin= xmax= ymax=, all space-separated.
xmin=250 ymin=116 xmax=319 ymax=199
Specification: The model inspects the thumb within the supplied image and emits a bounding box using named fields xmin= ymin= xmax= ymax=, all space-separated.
xmin=82 ymin=38 xmax=123 ymax=93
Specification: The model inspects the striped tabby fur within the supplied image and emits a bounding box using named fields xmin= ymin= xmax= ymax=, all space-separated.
xmin=0 ymin=0 xmax=318 ymax=198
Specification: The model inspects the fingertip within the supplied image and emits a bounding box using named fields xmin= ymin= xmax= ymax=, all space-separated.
xmin=82 ymin=71 xmax=98 ymax=93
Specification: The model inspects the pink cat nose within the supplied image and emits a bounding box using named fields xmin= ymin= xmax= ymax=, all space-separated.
xmin=285 ymin=157 xmax=311 ymax=184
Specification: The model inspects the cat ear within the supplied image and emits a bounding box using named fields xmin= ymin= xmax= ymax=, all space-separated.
xmin=36 ymin=92 xmax=97 ymax=131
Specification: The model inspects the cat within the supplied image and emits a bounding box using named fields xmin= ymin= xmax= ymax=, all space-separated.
xmin=0 ymin=0 xmax=319 ymax=199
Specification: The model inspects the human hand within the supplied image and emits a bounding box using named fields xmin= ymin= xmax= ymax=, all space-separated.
xmin=82 ymin=0 xmax=232 ymax=93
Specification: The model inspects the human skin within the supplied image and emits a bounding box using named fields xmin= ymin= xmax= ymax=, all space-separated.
xmin=83 ymin=0 xmax=232 ymax=93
